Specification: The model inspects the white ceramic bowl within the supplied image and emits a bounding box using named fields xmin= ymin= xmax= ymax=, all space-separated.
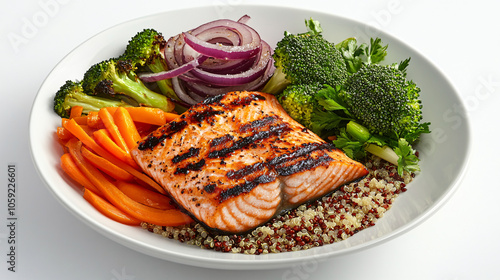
xmin=29 ymin=4 xmax=470 ymax=270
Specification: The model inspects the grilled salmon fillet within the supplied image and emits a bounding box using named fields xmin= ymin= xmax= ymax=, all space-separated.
xmin=131 ymin=91 xmax=368 ymax=234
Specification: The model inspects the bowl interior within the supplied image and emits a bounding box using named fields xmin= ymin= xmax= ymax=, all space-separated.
xmin=29 ymin=4 xmax=470 ymax=270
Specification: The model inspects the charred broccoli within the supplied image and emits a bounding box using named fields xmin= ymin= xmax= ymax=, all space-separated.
xmin=81 ymin=58 xmax=174 ymax=112
xmin=53 ymin=80 xmax=130 ymax=118
xmin=121 ymin=29 xmax=176 ymax=99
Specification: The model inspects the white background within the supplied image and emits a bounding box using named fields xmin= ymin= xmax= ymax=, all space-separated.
xmin=1 ymin=0 xmax=499 ymax=279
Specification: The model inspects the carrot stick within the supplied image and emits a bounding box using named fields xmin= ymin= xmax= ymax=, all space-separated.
xmin=56 ymin=126 xmax=73 ymax=141
xmin=86 ymin=107 xmax=178 ymax=127
xmin=124 ymin=107 xmax=179 ymax=126
xmin=93 ymin=129 xmax=132 ymax=165
xmin=67 ymin=139 xmax=192 ymax=226
xmin=126 ymin=107 xmax=169 ymax=125
xmin=70 ymin=105 xmax=83 ymax=119
xmin=115 ymin=181 xmax=175 ymax=210
xmin=113 ymin=107 xmax=141 ymax=150
xmin=72 ymin=116 xmax=88 ymax=125
xmin=63 ymin=118 xmax=165 ymax=194
xmin=81 ymin=146 xmax=134 ymax=182
xmin=83 ymin=188 xmax=142 ymax=226
xmin=135 ymin=122 xmax=155 ymax=137
xmin=99 ymin=108 xmax=129 ymax=152
xmin=87 ymin=111 xmax=103 ymax=129
xmin=163 ymin=112 xmax=179 ymax=123
xmin=93 ymin=129 xmax=139 ymax=169
xmin=60 ymin=152 xmax=102 ymax=196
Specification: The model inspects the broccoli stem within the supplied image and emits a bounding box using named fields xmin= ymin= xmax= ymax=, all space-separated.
xmin=261 ymin=67 xmax=290 ymax=94
xmin=345 ymin=120 xmax=399 ymax=166
xmin=147 ymin=60 xmax=177 ymax=100
xmin=112 ymin=75 xmax=173 ymax=112
xmin=364 ymin=144 xmax=399 ymax=166
xmin=346 ymin=121 xmax=371 ymax=143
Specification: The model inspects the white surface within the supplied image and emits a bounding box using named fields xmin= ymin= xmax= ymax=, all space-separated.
xmin=1 ymin=0 xmax=498 ymax=279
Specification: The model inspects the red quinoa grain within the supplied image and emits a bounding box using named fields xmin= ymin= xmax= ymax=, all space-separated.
xmin=141 ymin=155 xmax=414 ymax=254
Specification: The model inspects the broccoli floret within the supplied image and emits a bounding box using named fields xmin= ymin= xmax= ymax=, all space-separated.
xmin=262 ymin=19 xmax=348 ymax=94
xmin=121 ymin=29 xmax=176 ymax=99
xmin=312 ymin=64 xmax=430 ymax=175
xmin=81 ymin=58 xmax=174 ymax=112
xmin=341 ymin=63 xmax=428 ymax=142
xmin=53 ymin=80 xmax=130 ymax=118
xmin=277 ymin=83 xmax=324 ymax=129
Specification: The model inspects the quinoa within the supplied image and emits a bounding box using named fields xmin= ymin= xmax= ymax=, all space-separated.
xmin=141 ymin=155 xmax=414 ymax=254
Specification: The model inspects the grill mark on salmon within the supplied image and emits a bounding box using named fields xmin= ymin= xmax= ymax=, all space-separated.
xmin=137 ymin=120 xmax=187 ymax=150
xmin=267 ymin=143 xmax=333 ymax=166
xmin=219 ymin=174 xmax=277 ymax=202
xmin=172 ymin=147 xmax=200 ymax=163
xmin=174 ymin=158 xmax=205 ymax=175
xmin=207 ymin=122 xmax=291 ymax=159
xmin=189 ymin=107 xmax=224 ymax=124
xmin=275 ymin=152 xmax=333 ymax=176
xmin=132 ymin=91 xmax=368 ymax=234
xmin=238 ymin=116 xmax=279 ymax=133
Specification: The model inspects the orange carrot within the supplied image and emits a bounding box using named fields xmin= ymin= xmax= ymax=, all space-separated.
xmin=98 ymin=108 xmax=129 ymax=152
xmin=135 ymin=122 xmax=155 ymax=137
xmin=87 ymin=111 xmax=103 ymax=129
xmin=163 ymin=112 xmax=179 ymax=123
xmin=81 ymin=146 xmax=134 ymax=182
xmin=85 ymin=107 xmax=178 ymax=127
xmin=127 ymin=107 xmax=177 ymax=126
xmin=56 ymin=126 xmax=73 ymax=141
xmin=60 ymin=152 xmax=102 ymax=196
xmin=113 ymin=107 xmax=141 ymax=150
xmin=93 ymin=129 xmax=133 ymax=166
xmin=83 ymin=188 xmax=142 ymax=226
xmin=116 ymin=181 xmax=175 ymax=210
xmin=67 ymin=139 xmax=192 ymax=226
xmin=72 ymin=116 xmax=88 ymax=125
xmin=63 ymin=118 xmax=165 ymax=194
xmin=70 ymin=105 xmax=83 ymax=119
xmin=126 ymin=107 xmax=167 ymax=125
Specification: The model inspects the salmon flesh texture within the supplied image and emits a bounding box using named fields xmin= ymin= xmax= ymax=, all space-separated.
xmin=131 ymin=91 xmax=369 ymax=234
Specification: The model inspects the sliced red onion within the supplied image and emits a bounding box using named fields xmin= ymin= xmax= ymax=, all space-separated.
xmin=182 ymin=31 xmax=260 ymax=60
xmin=195 ymin=26 xmax=241 ymax=46
xmin=188 ymin=40 xmax=272 ymax=86
xmin=140 ymin=16 xmax=275 ymax=107
xmin=198 ymin=56 xmax=257 ymax=74
xmin=237 ymin=15 xmax=251 ymax=24
xmin=139 ymin=55 xmax=208 ymax=82
xmin=171 ymin=77 xmax=199 ymax=105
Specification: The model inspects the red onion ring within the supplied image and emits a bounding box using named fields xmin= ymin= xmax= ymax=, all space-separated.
xmin=139 ymin=55 xmax=208 ymax=82
xmin=188 ymin=40 xmax=272 ymax=86
xmin=182 ymin=31 xmax=260 ymax=60
xmin=138 ymin=16 xmax=274 ymax=106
